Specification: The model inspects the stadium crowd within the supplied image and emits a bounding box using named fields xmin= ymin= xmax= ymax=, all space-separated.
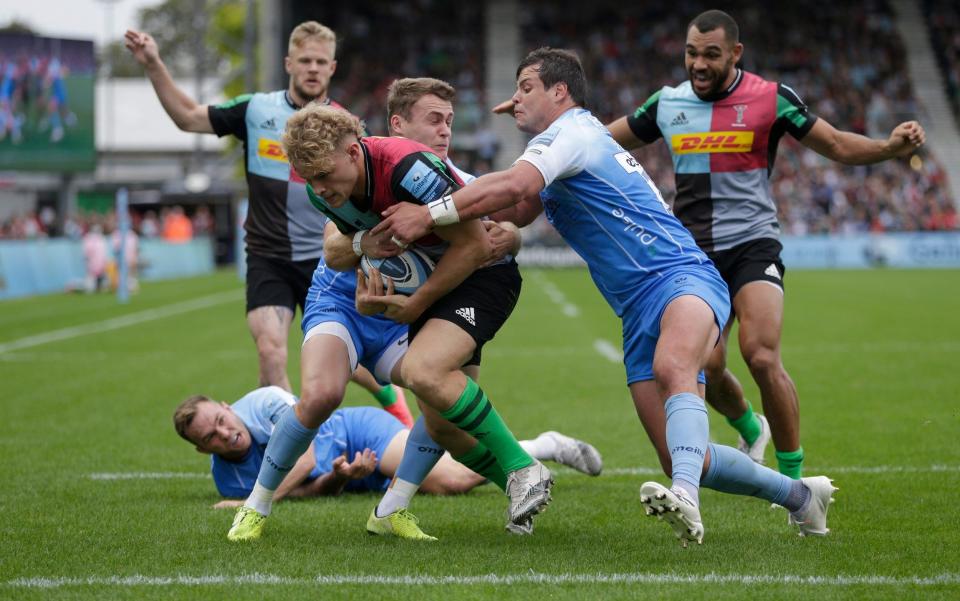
xmin=0 ymin=204 xmax=214 ymax=240
xmin=925 ymin=0 xmax=960 ymax=119
xmin=516 ymin=0 xmax=955 ymax=237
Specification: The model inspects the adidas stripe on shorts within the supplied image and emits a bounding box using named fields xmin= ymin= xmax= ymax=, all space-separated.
xmin=707 ymin=237 xmax=786 ymax=301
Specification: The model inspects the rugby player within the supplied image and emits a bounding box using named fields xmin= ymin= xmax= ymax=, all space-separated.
xmin=278 ymin=104 xmax=555 ymax=535
xmin=604 ymin=9 xmax=925 ymax=478
xmin=125 ymin=22 xmax=413 ymax=425
xmin=174 ymin=387 xmax=598 ymax=515
xmin=373 ymin=47 xmax=838 ymax=546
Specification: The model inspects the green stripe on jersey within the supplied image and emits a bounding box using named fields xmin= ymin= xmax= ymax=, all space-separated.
xmin=777 ymin=94 xmax=810 ymax=130
xmin=215 ymin=93 xmax=253 ymax=109
xmin=633 ymin=90 xmax=662 ymax=119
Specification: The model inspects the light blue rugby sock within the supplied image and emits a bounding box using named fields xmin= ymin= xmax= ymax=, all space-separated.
xmin=702 ymin=443 xmax=809 ymax=511
xmin=395 ymin=416 xmax=445 ymax=484
xmin=257 ymin=404 xmax=318 ymax=491
xmin=665 ymin=392 xmax=709 ymax=499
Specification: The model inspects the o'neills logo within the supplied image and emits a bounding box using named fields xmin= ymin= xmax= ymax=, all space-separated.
xmin=670 ymin=131 xmax=754 ymax=154
xmin=258 ymin=138 xmax=287 ymax=161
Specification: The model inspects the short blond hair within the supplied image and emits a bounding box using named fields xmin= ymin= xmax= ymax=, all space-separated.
xmin=282 ymin=105 xmax=364 ymax=179
xmin=288 ymin=21 xmax=337 ymax=54
xmin=173 ymin=394 xmax=213 ymax=443
xmin=387 ymin=77 xmax=456 ymax=122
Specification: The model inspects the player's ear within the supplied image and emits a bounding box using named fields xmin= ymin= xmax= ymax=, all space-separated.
xmin=284 ymin=55 xmax=293 ymax=75
xmin=388 ymin=114 xmax=403 ymax=136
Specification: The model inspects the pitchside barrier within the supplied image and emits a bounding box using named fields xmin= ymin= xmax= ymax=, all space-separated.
xmin=2 ymin=232 xmax=957 ymax=300
xmin=515 ymin=233 xmax=960 ymax=269
xmin=0 ymin=237 xmax=215 ymax=300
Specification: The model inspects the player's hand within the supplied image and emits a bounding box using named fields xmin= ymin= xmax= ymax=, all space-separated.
xmin=492 ymin=99 xmax=517 ymax=117
xmin=355 ymin=267 xmax=391 ymax=315
xmin=482 ymin=220 xmax=519 ymax=266
xmin=361 ymin=230 xmax=403 ymax=259
xmin=211 ymin=500 xmax=245 ymax=510
xmin=887 ymin=121 xmax=925 ymax=156
xmin=370 ymin=204 xmax=432 ymax=246
xmin=124 ymin=30 xmax=161 ymax=67
xmin=332 ymin=449 xmax=377 ymax=479
xmin=377 ymin=293 xmax=426 ymax=324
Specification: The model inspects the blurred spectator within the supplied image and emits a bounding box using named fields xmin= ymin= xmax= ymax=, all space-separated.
xmin=925 ymin=0 xmax=960 ymax=117
xmin=192 ymin=205 xmax=213 ymax=236
xmin=139 ymin=210 xmax=160 ymax=238
xmin=81 ymin=222 xmax=108 ymax=293
xmin=162 ymin=205 xmax=193 ymax=243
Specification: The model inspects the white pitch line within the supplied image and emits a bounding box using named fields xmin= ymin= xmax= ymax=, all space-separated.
xmin=531 ymin=272 xmax=580 ymax=317
xmin=89 ymin=465 xmax=960 ymax=482
xmin=583 ymin=465 xmax=960 ymax=476
xmin=7 ymin=572 xmax=960 ymax=589
xmin=0 ymin=290 xmax=242 ymax=354
xmin=593 ymin=339 xmax=623 ymax=363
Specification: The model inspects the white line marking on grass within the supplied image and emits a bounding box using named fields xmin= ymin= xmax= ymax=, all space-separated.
xmin=585 ymin=465 xmax=960 ymax=477
xmin=90 ymin=465 xmax=960 ymax=482
xmin=89 ymin=472 xmax=210 ymax=481
xmin=531 ymin=272 xmax=580 ymax=317
xmin=8 ymin=572 xmax=960 ymax=589
xmin=0 ymin=290 xmax=242 ymax=354
xmin=593 ymin=339 xmax=623 ymax=363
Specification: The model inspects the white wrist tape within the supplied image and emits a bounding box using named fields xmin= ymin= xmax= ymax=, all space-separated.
xmin=352 ymin=230 xmax=367 ymax=257
xmin=428 ymin=195 xmax=460 ymax=226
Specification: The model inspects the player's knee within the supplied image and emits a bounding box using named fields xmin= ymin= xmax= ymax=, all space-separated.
xmin=653 ymin=355 xmax=696 ymax=391
xmin=256 ymin=336 xmax=287 ymax=366
xmin=743 ymin=345 xmax=781 ymax=377
xmin=703 ymin=351 xmax=727 ymax=382
xmin=299 ymin=381 xmax=344 ymax=420
xmin=399 ymin=356 xmax=445 ymax=400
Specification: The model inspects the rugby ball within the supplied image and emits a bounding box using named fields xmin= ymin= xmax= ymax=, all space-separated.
xmin=359 ymin=248 xmax=436 ymax=295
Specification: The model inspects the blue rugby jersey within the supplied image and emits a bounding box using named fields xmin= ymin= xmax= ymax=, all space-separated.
xmin=516 ymin=108 xmax=712 ymax=317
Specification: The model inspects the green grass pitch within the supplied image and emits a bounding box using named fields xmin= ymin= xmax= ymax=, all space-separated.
xmin=1 ymin=267 xmax=958 ymax=600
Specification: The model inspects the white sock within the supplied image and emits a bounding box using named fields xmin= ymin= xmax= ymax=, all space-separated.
xmin=376 ymin=479 xmax=419 ymax=517
xmin=519 ymin=433 xmax=558 ymax=461
xmin=244 ymin=482 xmax=275 ymax=516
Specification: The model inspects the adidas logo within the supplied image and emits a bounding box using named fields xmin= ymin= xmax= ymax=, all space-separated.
xmin=455 ymin=307 xmax=476 ymax=326
xmin=764 ymin=263 xmax=781 ymax=279
xmin=670 ymin=112 xmax=688 ymax=127
xmin=259 ymin=117 xmax=278 ymax=130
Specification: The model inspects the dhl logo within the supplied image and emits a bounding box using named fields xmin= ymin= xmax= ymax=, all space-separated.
xmin=258 ymin=138 xmax=288 ymax=162
xmin=670 ymin=131 xmax=754 ymax=154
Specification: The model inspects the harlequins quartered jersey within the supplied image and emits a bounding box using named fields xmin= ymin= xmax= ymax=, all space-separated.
xmin=209 ymin=92 xmax=346 ymax=261
xmin=305 ymin=136 xmax=464 ymax=261
xmin=627 ymin=70 xmax=817 ymax=252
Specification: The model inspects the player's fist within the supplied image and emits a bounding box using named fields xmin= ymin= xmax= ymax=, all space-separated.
xmin=124 ymin=30 xmax=160 ymax=67
xmin=888 ymin=121 xmax=925 ymax=156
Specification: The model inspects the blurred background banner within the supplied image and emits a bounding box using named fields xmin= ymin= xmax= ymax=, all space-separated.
xmin=0 ymin=33 xmax=96 ymax=172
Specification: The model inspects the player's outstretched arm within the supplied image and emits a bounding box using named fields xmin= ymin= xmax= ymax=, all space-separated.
xmin=800 ymin=118 xmax=925 ymax=165
xmin=323 ymin=222 xmax=403 ymax=272
xmin=124 ymin=29 xmax=214 ymax=134
xmin=300 ymin=449 xmax=378 ymax=497
xmin=372 ymin=162 xmax=545 ymax=246
xmin=606 ymin=115 xmax=648 ymax=151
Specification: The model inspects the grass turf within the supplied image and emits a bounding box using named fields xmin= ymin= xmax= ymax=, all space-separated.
xmin=1 ymin=268 xmax=958 ymax=600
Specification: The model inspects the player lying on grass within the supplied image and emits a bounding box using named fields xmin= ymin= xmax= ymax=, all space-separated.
xmin=173 ymin=387 xmax=602 ymax=513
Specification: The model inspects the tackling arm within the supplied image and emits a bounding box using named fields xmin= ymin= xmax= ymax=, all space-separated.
xmin=371 ymin=162 xmax=545 ymax=244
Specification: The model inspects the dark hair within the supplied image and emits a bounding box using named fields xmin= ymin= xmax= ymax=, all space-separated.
xmin=688 ymin=10 xmax=739 ymax=44
xmin=516 ymin=47 xmax=587 ymax=107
